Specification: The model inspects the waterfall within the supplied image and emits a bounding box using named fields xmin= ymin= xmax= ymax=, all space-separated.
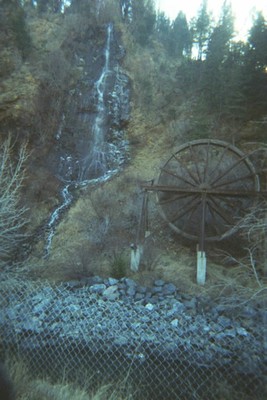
xmin=44 ymin=185 xmax=72 ymax=257
xmin=44 ymin=22 xmax=130 ymax=256
xmin=81 ymin=23 xmax=112 ymax=180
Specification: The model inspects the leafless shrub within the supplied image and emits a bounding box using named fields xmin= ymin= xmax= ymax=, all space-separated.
xmin=0 ymin=136 xmax=28 ymax=264
xmin=88 ymin=181 xmax=140 ymax=248
xmin=34 ymin=49 xmax=72 ymax=140
xmin=212 ymin=201 xmax=267 ymax=289
xmin=165 ymin=118 xmax=193 ymax=147
xmin=140 ymin=236 xmax=161 ymax=272
xmin=238 ymin=202 xmax=267 ymax=284
xmin=62 ymin=243 xmax=96 ymax=277
xmin=40 ymin=48 xmax=72 ymax=91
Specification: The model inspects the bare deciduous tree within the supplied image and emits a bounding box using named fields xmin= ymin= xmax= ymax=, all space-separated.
xmin=0 ymin=136 xmax=28 ymax=263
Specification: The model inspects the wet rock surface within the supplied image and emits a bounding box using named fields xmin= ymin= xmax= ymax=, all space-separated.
xmin=52 ymin=24 xmax=131 ymax=183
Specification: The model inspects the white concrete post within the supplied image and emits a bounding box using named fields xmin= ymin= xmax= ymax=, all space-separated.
xmin=130 ymin=243 xmax=143 ymax=272
xmin=197 ymin=250 xmax=207 ymax=285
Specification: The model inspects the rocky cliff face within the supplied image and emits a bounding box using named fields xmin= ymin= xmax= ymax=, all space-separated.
xmin=0 ymin=4 xmax=131 ymax=236
xmin=42 ymin=22 xmax=131 ymax=256
xmin=51 ymin=23 xmax=131 ymax=183
xmin=0 ymin=2 xmax=37 ymax=132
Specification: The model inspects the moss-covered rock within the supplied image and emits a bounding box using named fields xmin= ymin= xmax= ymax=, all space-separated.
xmin=0 ymin=65 xmax=38 ymax=124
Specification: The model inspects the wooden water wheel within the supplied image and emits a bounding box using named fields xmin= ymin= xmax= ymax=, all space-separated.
xmin=143 ymin=139 xmax=261 ymax=247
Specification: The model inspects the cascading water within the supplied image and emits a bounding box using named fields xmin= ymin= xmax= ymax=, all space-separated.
xmin=81 ymin=23 xmax=112 ymax=180
xmin=44 ymin=185 xmax=72 ymax=257
xmin=44 ymin=153 xmax=75 ymax=257
xmin=44 ymin=22 xmax=130 ymax=256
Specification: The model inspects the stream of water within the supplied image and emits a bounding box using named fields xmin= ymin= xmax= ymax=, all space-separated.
xmin=81 ymin=23 xmax=112 ymax=180
xmin=44 ymin=23 xmax=118 ymax=256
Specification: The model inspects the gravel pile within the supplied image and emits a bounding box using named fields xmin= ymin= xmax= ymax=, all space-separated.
xmin=0 ymin=275 xmax=265 ymax=380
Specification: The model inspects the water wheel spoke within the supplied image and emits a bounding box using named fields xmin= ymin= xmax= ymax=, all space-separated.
xmin=189 ymin=143 xmax=202 ymax=183
xmin=206 ymin=203 xmax=222 ymax=235
xmin=173 ymin=154 xmax=199 ymax=185
xmin=157 ymin=139 xmax=259 ymax=241
xmin=210 ymin=153 xmax=251 ymax=186
xmin=214 ymin=195 xmax=249 ymax=215
xmin=207 ymin=196 xmax=237 ymax=226
xmin=182 ymin=203 xmax=199 ymax=232
xmin=158 ymin=192 xmax=193 ymax=205
xmin=203 ymin=142 xmax=211 ymax=183
xmin=204 ymin=189 xmax=259 ymax=197
xmin=160 ymin=167 xmax=196 ymax=187
xmin=169 ymin=195 xmax=200 ymax=224
xmin=207 ymin=143 xmax=233 ymax=182
xmin=213 ymin=170 xmax=257 ymax=190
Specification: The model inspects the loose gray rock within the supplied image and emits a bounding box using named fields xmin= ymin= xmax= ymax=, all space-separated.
xmin=163 ymin=283 xmax=177 ymax=295
xmin=103 ymin=285 xmax=119 ymax=301
xmin=154 ymin=279 xmax=165 ymax=287
xmin=89 ymin=284 xmax=106 ymax=294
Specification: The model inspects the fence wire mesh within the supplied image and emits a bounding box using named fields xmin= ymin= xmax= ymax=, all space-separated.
xmin=0 ymin=272 xmax=266 ymax=400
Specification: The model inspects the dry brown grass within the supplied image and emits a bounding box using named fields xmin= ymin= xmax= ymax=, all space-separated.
xmin=4 ymin=358 xmax=133 ymax=400
xmin=128 ymin=240 xmax=267 ymax=303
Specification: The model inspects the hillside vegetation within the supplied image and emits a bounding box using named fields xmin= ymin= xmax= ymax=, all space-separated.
xmin=0 ymin=0 xmax=266 ymax=296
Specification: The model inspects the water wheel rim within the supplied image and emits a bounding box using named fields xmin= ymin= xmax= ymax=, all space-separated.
xmin=156 ymin=139 xmax=260 ymax=241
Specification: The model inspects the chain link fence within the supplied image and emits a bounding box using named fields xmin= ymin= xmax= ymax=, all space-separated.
xmin=0 ymin=272 xmax=266 ymax=399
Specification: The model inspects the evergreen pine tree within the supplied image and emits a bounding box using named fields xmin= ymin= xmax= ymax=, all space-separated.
xmin=170 ymin=12 xmax=192 ymax=58
xmin=203 ymin=1 xmax=235 ymax=114
xmin=191 ymin=0 xmax=211 ymax=60
xmin=243 ymin=12 xmax=267 ymax=116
